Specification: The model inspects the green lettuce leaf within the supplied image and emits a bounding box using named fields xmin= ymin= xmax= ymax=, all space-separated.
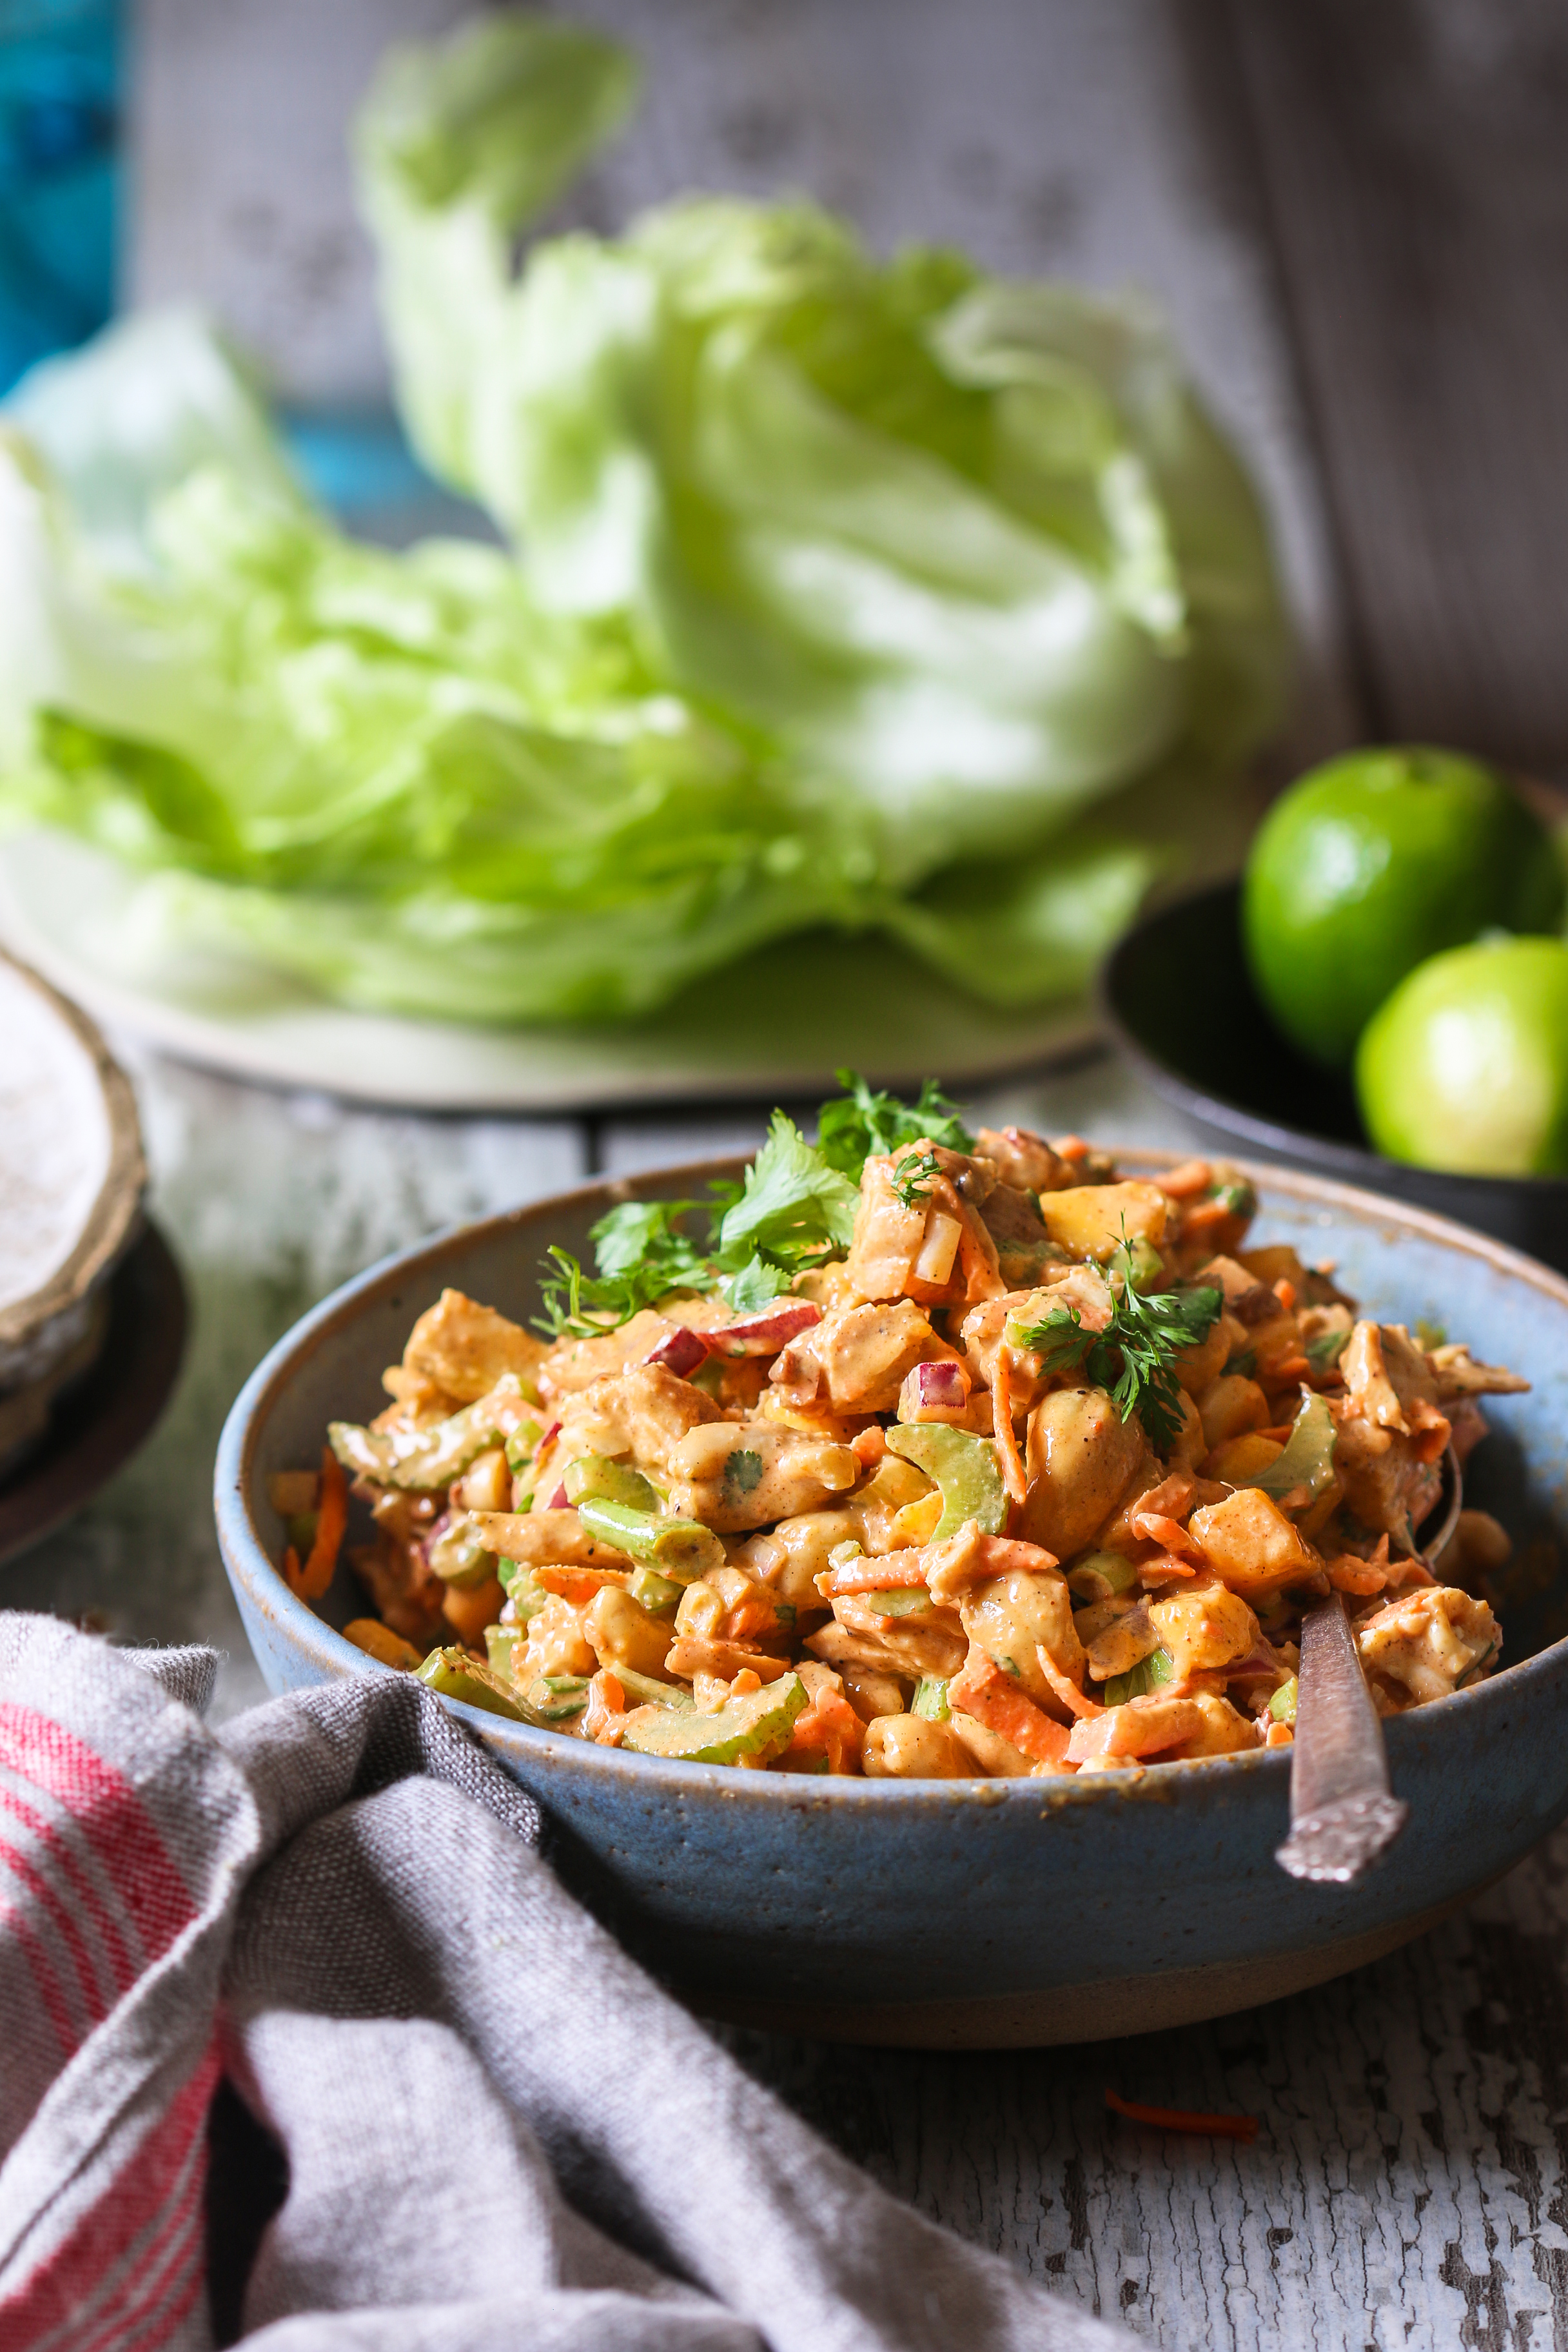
xmin=0 ymin=12 xmax=1288 ymax=1029
xmin=355 ymin=10 xmax=1288 ymax=885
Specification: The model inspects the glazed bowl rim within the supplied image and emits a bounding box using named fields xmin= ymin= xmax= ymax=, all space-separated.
xmin=214 ymin=1148 xmax=1568 ymax=1811
xmin=1099 ymin=878 xmax=1568 ymax=1200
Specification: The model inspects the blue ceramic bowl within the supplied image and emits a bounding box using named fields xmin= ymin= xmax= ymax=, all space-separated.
xmin=215 ymin=1155 xmax=1568 ymax=2048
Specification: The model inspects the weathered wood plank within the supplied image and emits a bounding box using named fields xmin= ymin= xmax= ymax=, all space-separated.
xmin=1220 ymin=0 xmax=1568 ymax=766
xmin=716 ymin=1830 xmax=1568 ymax=2346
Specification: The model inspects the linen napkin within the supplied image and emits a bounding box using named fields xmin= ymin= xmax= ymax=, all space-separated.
xmin=0 ymin=1612 xmax=1136 ymax=2351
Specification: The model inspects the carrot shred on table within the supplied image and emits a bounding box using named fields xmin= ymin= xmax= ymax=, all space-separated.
xmin=292 ymin=1446 xmax=348 ymax=1602
xmin=1104 ymin=2089 xmax=1258 ymax=2142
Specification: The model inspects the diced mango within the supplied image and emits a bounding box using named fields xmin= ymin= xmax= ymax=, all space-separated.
xmin=1188 ymin=1487 xmax=1323 ymax=1598
xmin=1035 ymin=1180 xmax=1168 ymax=1263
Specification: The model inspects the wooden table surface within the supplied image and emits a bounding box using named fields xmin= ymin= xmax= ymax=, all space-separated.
xmin=17 ymin=1 xmax=1568 ymax=2342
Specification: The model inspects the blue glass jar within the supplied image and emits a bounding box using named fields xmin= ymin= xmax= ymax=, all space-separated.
xmin=0 ymin=0 xmax=119 ymax=396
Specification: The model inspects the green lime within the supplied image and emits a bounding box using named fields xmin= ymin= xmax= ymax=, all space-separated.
xmin=1242 ymin=747 xmax=1563 ymax=1067
xmin=1356 ymin=936 xmax=1568 ymax=1175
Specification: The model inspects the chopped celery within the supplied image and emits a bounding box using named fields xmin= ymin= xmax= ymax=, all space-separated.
xmin=1110 ymin=1235 xmax=1164 ymax=1295
xmin=416 ymin=1646 xmax=528 ymax=1721
xmin=622 ymin=1672 xmax=807 ymax=1764
xmin=484 ymin=1622 xmax=528 ymax=1680
xmin=611 ymin=1665 xmax=695 ymax=1710
xmin=867 ymin=1587 xmax=932 ymax=1618
xmin=627 ymin=1564 xmax=683 ymax=1616
xmin=496 ymin=1559 xmax=549 ymax=1619
xmin=564 ymin=1453 xmax=663 ymax=1511
xmin=912 ymin=1676 xmax=951 ymax=1721
xmin=331 ymin=1373 xmax=533 ymax=1491
xmin=1066 ymin=1551 xmax=1139 ymax=1607
xmin=1268 ymin=1676 xmax=1298 ymax=1725
xmin=1242 ymin=1391 xmax=1337 ymax=1508
xmin=576 ymin=1495 xmax=724 ymax=1580
xmin=522 ymin=1672 xmax=590 ymax=1722
xmin=1305 ymin=1326 xmax=1349 ymax=1371
xmin=884 ymin=1424 xmax=1006 ymax=1540
xmin=1104 ymin=1647 xmax=1174 ymax=1706
xmin=505 ymin=1419 xmax=543 ymax=1473
xmin=426 ymin=1512 xmax=496 ymax=1589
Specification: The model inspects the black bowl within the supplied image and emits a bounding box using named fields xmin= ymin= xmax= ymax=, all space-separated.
xmin=1099 ymin=878 xmax=1568 ymax=1275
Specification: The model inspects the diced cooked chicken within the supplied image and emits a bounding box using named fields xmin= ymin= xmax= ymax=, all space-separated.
xmin=1019 ymin=1386 xmax=1149 ymax=1560
xmin=550 ymin=1363 xmax=724 ymax=1481
xmin=1163 ymin=1691 xmax=1259 ymax=1759
xmin=957 ymin=1567 xmax=1084 ymax=1707
xmin=524 ymin=1594 xmax=598 ymax=1680
xmin=861 ymin=1714 xmax=973 ymax=1778
xmin=538 ymin=1304 xmax=731 ymax=1402
xmin=1355 ymin=1586 xmax=1500 ymax=1709
xmin=400 ymin=1288 xmax=547 ymax=1405
xmin=769 ymin=1297 xmax=946 ymax=1415
xmin=974 ymin=1124 xmax=1077 ymax=1195
xmin=667 ymin=1422 xmax=859 ymax=1531
xmin=732 ymin=1509 xmax=859 ymax=1614
xmin=845 ymin=1144 xmax=1004 ymax=1309
xmin=1083 ymin=1600 xmax=1161 ymax=1685
xmin=1147 ymin=1580 xmax=1260 ymax=1681
xmin=977 ymin=1182 xmax=1066 ymax=1288
xmin=959 ymin=1266 xmax=1115 ymax=1424
xmin=1427 ymin=1342 xmax=1530 ymax=1401
xmin=467 ymin=1506 xmax=636 ymax=1572
xmin=1330 ymin=1322 xmax=1453 ymax=1540
xmin=1193 ymin=1255 xmax=1278 ymax=1325
xmin=806 ymin=1613 xmax=968 ymax=1681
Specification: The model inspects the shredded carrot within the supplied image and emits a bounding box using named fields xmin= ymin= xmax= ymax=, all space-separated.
xmin=289 ymin=1447 xmax=348 ymax=1602
xmin=1138 ymin=1554 xmax=1198 ymax=1585
xmin=1131 ymin=1509 xmax=1202 ymax=1560
xmin=949 ymin=1654 xmax=1070 ymax=1763
xmin=1264 ymin=1720 xmax=1293 ymax=1747
xmin=821 ymin=1556 xmax=929 ymax=1596
xmin=1328 ymin=1556 xmax=1387 ymax=1596
xmin=1035 ymin=1644 xmax=1102 ymax=1720
xmin=1105 ymin=2089 xmax=1258 ymax=2142
xmin=282 ymin=1543 xmax=302 ymax=1592
xmin=991 ymin=1351 xmax=1028 ymax=1507
xmin=1177 ymin=1199 xmax=1233 ymax=1235
xmin=850 ymin=1424 xmax=887 ymax=1470
xmin=534 ymin=1564 xmax=629 ymax=1602
xmin=1156 ymin=1158 xmax=1213 ymax=1200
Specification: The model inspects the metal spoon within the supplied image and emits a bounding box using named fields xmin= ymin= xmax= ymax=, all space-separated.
xmin=1275 ymin=1446 xmax=1460 ymax=1884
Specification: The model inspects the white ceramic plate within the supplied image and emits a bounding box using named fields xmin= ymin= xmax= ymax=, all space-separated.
xmin=0 ymin=831 xmax=1095 ymax=1112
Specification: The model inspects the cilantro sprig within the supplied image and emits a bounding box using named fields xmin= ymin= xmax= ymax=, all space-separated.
xmin=890 ymin=1148 xmax=941 ymax=1209
xmin=816 ymin=1070 xmax=972 ymax=1181
xmin=533 ymin=1073 xmax=965 ymax=1339
xmin=1012 ymin=1253 xmax=1222 ymax=1451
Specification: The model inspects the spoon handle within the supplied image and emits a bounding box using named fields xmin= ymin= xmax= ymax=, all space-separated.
xmin=1275 ymin=1592 xmax=1407 ymax=1883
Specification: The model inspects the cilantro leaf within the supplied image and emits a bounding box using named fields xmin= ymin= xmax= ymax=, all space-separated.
xmin=715 ymin=1110 xmax=859 ymax=1277
xmin=816 ymin=1069 xmax=974 ymax=1181
xmin=534 ymin=1201 xmax=718 ymax=1338
xmin=591 ymin=1200 xmax=712 ymax=1292
xmin=1012 ymin=1274 xmax=1222 ymax=1451
xmin=890 ymin=1148 xmax=941 ymax=1209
